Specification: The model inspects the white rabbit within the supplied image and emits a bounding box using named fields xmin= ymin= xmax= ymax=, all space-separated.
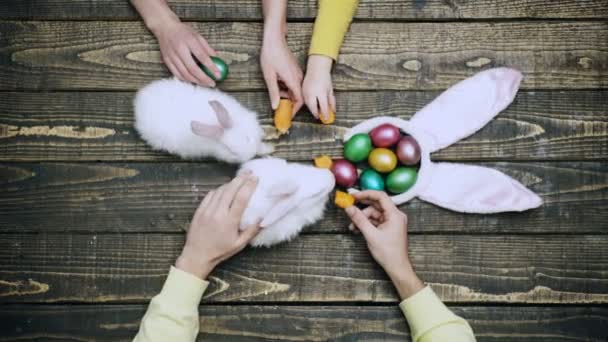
xmin=134 ymin=78 xmax=273 ymax=163
xmin=237 ymin=158 xmax=335 ymax=247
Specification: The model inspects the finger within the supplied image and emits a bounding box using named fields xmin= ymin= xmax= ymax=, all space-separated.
xmin=344 ymin=206 xmax=376 ymax=238
xmin=172 ymin=56 xmax=198 ymax=84
xmin=237 ymin=222 xmax=261 ymax=246
xmin=206 ymin=183 xmax=227 ymax=214
xmin=362 ymin=205 xmax=383 ymax=221
xmin=329 ymin=91 xmax=337 ymax=113
xmin=216 ymin=174 xmax=250 ymax=210
xmin=264 ymin=72 xmax=280 ymax=110
xmin=191 ymin=40 xmax=220 ymax=80
xmin=353 ymin=191 xmax=398 ymax=218
xmin=200 ymin=190 xmax=217 ymax=217
xmin=305 ymin=95 xmax=319 ymax=118
xmin=229 ymin=176 xmax=258 ymax=217
xmin=198 ymin=36 xmax=217 ymax=56
xmin=181 ymin=48 xmax=216 ymax=87
xmin=165 ymin=57 xmax=185 ymax=81
xmin=317 ymin=94 xmax=330 ymax=122
xmin=285 ymin=78 xmax=303 ymax=117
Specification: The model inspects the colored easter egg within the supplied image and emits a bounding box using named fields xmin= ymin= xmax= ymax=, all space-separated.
xmin=368 ymin=148 xmax=398 ymax=173
xmin=199 ymin=56 xmax=229 ymax=82
xmin=344 ymin=134 xmax=373 ymax=162
xmin=359 ymin=169 xmax=385 ymax=191
xmin=369 ymin=124 xmax=401 ymax=148
xmin=386 ymin=167 xmax=417 ymax=194
xmin=330 ymin=159 xmax=358 ymax=188
xmin=396 ymin=136 xmax=421 ymax=165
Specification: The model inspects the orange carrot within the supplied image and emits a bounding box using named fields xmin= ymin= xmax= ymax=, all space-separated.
xmin=335 ymin=190 xmax=356 ymax=208
xmin=314 ymin=155 xmax=333 ymax=169
xmin=274 ymin=99 xmax=293 ymax=134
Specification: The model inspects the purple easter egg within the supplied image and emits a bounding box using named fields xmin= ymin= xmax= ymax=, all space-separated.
xmin=369 ymin=124 xmax=401 ymax=148
xmin=396 ymin=136 xmax=421 ymax=165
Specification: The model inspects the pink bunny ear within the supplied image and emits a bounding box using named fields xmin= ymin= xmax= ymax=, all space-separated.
xmin=410 ymin=68 xmax=523 ymax=152
xmin=191 ymin=120 xmax=223 ymax=138
xmin=417 ymin=162 xmax=542 ymax=213
xmin=209 ymin=100 xmax=233 ymax=129
xmin=260 ymin=181 xmax=300 ymax=227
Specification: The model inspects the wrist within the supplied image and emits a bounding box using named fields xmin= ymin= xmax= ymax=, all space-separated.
xmin=175 ymin=252 xmax=216 ymax=280
xmin=307 ymin=54 xmax=333 ymax=73
xmin=145 ymin=9 xmax=180 ymax=35
xmin=386 ymin=261 xmax=425 ymax=300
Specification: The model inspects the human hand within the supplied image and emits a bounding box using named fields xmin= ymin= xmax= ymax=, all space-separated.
xmin=344 ymin=191 xmax=424 ymax=299
xmin=260 ymin=35 xmax=304 ymax=116
xmin=176 ymin=172 xmax=261 ymax=279
xmin=303 ymin=55 xmax=336 ymax=121
xmin=152 ymin=19 xmax=221 ymax=87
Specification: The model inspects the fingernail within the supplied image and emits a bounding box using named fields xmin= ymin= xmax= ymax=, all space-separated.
xmin=345 ymin=206 xmax=355 ymax=215
xmin=241 ymin=170 xmax=252 ymax=176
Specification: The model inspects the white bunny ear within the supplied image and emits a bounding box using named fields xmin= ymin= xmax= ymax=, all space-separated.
xmin=191 ymin=120 xmax=223 ymax=138
xmin=209 ymin=100 xmax=233 ymax=129
xmin=417 ymin=162 xmax=542 ymax=213
xmin=261 ymin=181 xmax=300 ymax=228
xmin=410 ymin=68 xmax=523 ymax=152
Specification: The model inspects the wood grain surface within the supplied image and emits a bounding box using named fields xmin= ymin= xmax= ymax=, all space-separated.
xmin=1 ymin=90 xmax=606 ymax=162
xmin=1 ymin=21 xmax=606 ymax=91
xmin=1 ymin=304 xmax=607 ymax=341
xmin=1 ymin=0 xmax=607 ymax=20
xmin=1 ymin=162 xmax=606 ymax=234
xmin=1 ymin=233 xmax=607 ymax=304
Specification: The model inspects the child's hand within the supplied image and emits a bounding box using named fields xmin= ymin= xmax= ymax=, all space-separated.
xmin=176 ymin=172 xmax=261 ymax=279
xmin=303 ymin=55 xmax=336 ymax=121
xmin=260 ymin=37 xmax=304 ymax=116
xmin=153 ymin=19 xmax=220 ymax=87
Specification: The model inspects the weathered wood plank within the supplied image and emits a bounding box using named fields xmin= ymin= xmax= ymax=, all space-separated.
xmin=1 ymin=162 xmax=606 ymax=234
xmin=1 ymin=305 xmax=607 ymax=341
xmin=1 ymin=0 xmax=607 ymax=20
xmin=1 ymin=21 xmax=606 ymax=91
xmin=1 ymin=233 xmax=607 ymax=304
xmin=1 ymin=90 xmax=606 ymax=162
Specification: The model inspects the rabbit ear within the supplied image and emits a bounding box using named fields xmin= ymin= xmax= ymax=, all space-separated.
xmin=261 ymin=181 xmax=300 ymax=227
xmin=191 ymin=120 xmax=224 ymax=138
xmin=410 ymin=68 xmax=523 ymax=152
xmin=209 ymin=100 xmax=233 ymax=129
xmin=418 ymin=162 xmax=542 ymax=213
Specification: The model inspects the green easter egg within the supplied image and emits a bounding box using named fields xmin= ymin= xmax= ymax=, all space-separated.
xmin=359 ymin=169 xmax=385 ymax=191
xmin=386 ymin=167 xmax=417 ymax=194
xmin=200 ymin=56 xmax=229 ymax=82
xmin=344 ymin=134 xmax=373 ymax=162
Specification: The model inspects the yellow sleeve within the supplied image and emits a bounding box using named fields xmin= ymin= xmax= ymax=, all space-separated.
xmin=133 ymin=266 xmax=209 ymax=342
xmin=309 ymin=0 xmax=359 ymax=60
xmin=399 ymin=286 xmax=476 ymax=342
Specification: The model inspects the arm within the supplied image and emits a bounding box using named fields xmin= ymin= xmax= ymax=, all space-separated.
xmin=130 ymin=0 xmax=220 ymax=86
xmin=344 ymin=191 xmax=476 ymax=342
xmin=303 ymin=0 xmax=359 ymax=120
xmin=260 ymin=0 xmax=304 ymax=115
xmin=134 ymin=173 xmax=261 ymax=342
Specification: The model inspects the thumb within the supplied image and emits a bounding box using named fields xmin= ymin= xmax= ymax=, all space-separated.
xmin=237 ymin=223 xmax=262 ymax=247
xmin=344 ymin=206 xmax=376 ymax=239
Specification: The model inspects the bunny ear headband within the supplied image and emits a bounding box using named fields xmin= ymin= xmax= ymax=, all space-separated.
xmin=344 ymin=68 xmax=542 ymax=214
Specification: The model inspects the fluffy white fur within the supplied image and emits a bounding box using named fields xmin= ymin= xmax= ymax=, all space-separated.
xmin=237 ymin=158 xmax=335 ymax=247
xmin=134 ymin=78 xmax=273 ymax=163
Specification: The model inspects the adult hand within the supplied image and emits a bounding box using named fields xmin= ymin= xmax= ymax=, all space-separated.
xmin=176 ymin=172 xmax=261 ymax=279
xmin=303 ymin=55 xmax=336 ymax=121
xmin=153 ymin=19 xmax=221 ymax=87
xmin=344 ymin=191 xmax=425 ymax=299
xmin=260 ymin=37 xmax=304 ymax=116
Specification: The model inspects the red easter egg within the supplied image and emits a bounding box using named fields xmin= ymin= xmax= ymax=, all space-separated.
xmin=369 ymin=124 xmax=401 ymax=147
xmin=396 ymin=136 xmax=421 ymax=165
xmin=330 ymin=159 xmax=358 ymax=188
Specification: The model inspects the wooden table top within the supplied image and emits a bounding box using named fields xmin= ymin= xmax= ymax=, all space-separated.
xmin=0 ymin=1 xmax=607 ymax=340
